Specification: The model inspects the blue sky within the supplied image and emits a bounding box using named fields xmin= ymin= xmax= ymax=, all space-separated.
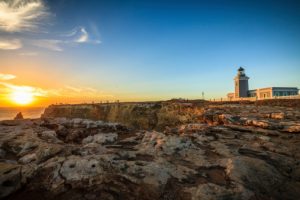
xmin=0 ymin=0 xmax=299 ymax=104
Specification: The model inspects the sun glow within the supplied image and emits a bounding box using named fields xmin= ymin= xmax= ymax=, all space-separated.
xmin=10 ymin=90 xmax=34 ymax=105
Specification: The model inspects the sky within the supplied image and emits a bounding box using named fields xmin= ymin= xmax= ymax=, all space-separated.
xmin=0 ymin=0 xmax=300 ymax=106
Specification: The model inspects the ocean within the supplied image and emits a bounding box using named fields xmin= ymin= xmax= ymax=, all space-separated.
xmin=0 ymin=107 xmax=45 ymax=121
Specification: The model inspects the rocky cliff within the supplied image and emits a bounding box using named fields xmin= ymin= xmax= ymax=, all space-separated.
xmin=1 ymin=100 xmax=300 ymax=200
xmin=42 ymin=102 xmax=206 ymax=130
xmin=42 ymin=100 xmax=300 ymax=130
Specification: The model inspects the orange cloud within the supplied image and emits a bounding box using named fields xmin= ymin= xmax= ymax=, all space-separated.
xmin=0 ymin=73 xmax=16 ymax=80
xmin=0 ymin=39 xmax=22 ymax=50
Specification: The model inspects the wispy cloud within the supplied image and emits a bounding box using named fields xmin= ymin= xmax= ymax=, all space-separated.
xmin=19 ymin=51 xmax=38 ymax=56
xmin=63 ymin=85 xmax=105 ymax=96
xmin=0 ymin=1 xmax=101 ymax=52
xmin=0 ymin=38 xmax=22 ymax=50
xmin=0 ymin=73 xmax=16 ymax=80
xmin=30 ymin=26 xmax=101 ymax=51
xmin=62 ymin=26 xmax=101 ymax=44
xmin=48 ymin=85 xmax=113 ymax=99
xmin=65 ymin=85 xmax=81 ymax=93
xmin=0 ymin=0 xmax=49 ymax=32
xmin=76 ymin=27 xmax=88 ymax=43
xmin=61 ymin=27 xmax=78 ymax=37
xmin=31 ymin=39 xmax=63 ymax=51
xmin=85 ymin=87 xmax=98 ymax=93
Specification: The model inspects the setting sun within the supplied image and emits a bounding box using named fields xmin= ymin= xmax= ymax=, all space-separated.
xmin=10 ymin=90 xmax=34 ymax=105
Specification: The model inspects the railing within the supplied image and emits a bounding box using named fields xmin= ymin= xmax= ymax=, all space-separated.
xmin=272 ymin=95 xmax=300 ymax=99
xmin=210 ymin=95 xmax=300 ymax=102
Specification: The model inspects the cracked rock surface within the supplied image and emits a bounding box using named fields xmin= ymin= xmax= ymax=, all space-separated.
xmin=1 ymin=101 xmax=300 ymax=200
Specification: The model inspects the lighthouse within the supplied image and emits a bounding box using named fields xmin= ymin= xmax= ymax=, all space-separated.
xmin=234 ymin=67 xmax=249 ymax=98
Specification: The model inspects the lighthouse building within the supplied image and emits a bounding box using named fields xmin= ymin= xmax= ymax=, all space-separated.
xmin=227 ymin=67 xmax=299 ymax=100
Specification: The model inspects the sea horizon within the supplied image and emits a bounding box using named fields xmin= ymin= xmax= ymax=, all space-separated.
xmin=0 ymin=107 xmax=45 ymax=121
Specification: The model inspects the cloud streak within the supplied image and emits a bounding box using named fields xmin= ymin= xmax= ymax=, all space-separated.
xmin=63 ymin=26 xmax=101 ymax=44
xmin=62 ymin=85 xmax=109 ymax=96
xmin=0 ymin=38 xmax=22 ymax=49
xmin=0 ymin=78 xmax=113 ymax=105
xmin=0 ymin=73 xmax=47 ymax=98
xmin=0 ymin=1 xmax=101 ymax=52
xmin=0 ymin=82 xmax=48 ymax=98
xmin=31 ymin=39 xmax=63 ymax=51
xmin=48 ymin=85 xmax=113 ymax=99
xmin=0 ymin=73 xmax=16 ymax=80
xmin=19 ymin=51 xmax=38 ymax=56
xmin=31 ymin=27 xmax=101 ymax=51
xmin=0 ymin=0 xmax=49 ymax=32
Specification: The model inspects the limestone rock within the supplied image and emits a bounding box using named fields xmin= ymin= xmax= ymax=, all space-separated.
xmin=1 ymin=101 xmax=300 ymax=200
xmin=14 ymin=112 xmax=23 ymax=120
xmin=0 ymin=163 xmax=22 ymax=198
xmin=19 ymin=153 xmax=37 ymax=164
xmin=82 ymin=133 xmax=118 ymax=144
xmin=226 ymin=156 xmax=283 ymax=198
xmin=40 ymin=130 xmax=57 ymax=138
xmin=270 ymin=112 xmax=285 ymax=119
xmin=178 ymin=123 xmax=208 ymax=133
xmin=138 ymin=131 xmax=193 ymax=155
xmin=283 ymin=125 xmax=300 ymax=133
xmin=185 ymin=183 xmax=253 ymax=200
xmin=60 ymin=156 xmax=103 ymax=182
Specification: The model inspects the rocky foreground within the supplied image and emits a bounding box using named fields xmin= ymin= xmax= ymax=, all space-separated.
xmin=1 ymin=101 xmax=300 ymax=200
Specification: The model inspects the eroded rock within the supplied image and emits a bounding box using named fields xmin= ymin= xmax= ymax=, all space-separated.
xmin=14 ymin=112 xmax=23 ymax=120
xmin=1 ymin=101 xmax=300 ymax=200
